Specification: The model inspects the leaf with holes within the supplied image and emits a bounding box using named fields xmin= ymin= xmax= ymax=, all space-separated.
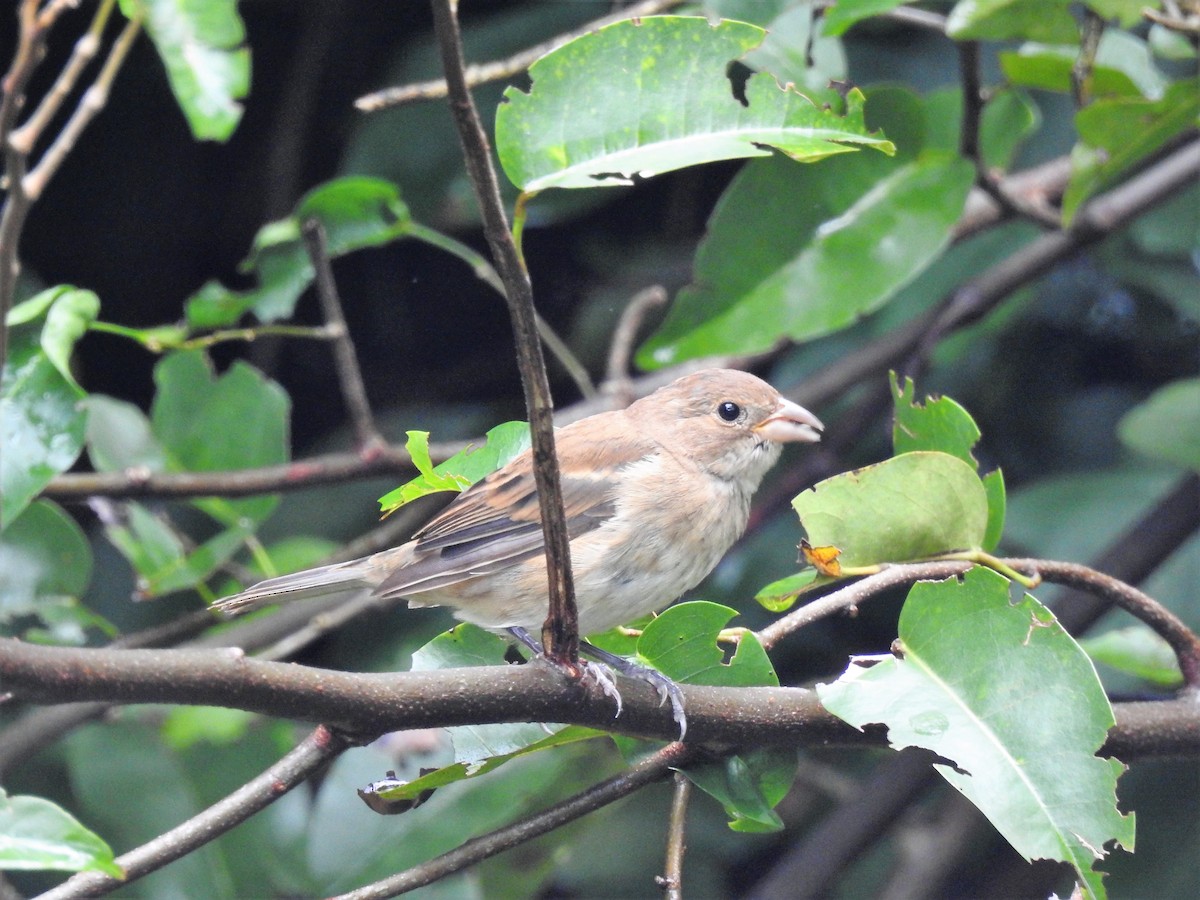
xmin=496 ymin=16 xmax=893 ymax=192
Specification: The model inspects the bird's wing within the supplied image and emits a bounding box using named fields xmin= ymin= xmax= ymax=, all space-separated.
xmin=373 ymin=418 xmax=656 ymax=599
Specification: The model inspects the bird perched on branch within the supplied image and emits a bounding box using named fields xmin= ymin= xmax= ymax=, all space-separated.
xmin=214 ymin=368 xmax=823 ymax=734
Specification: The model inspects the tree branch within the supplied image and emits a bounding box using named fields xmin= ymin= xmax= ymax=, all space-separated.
xmin=301 ymin=217 xmax=386 ymax=452
xmin=355 ymin=0 xmax=684 ymax=112
xmin=38 ymin=726 xmax=352 ymax=900
xmin=2 ymin=638 xmax=1196 ymax=758
xmin=429 ymin=0 xmax=578 ymax=662
xmin=332 ymin=742 xmax=692 ymax=900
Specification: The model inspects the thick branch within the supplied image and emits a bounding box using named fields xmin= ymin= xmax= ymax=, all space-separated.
xmin=1 ymin=639 xmax=1196 ymax=758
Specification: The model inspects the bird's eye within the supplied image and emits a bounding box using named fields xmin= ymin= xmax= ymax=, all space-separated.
xmin=717 ymin=401 xmax=741 ymax=422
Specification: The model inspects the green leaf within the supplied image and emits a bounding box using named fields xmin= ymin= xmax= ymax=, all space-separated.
xmin=740 ymin=3 xmax=847 ymax=97
xmin=1079 ymin=626 xmax=1184 ymax=688
xmin=683 ymin=748 xmax=798 ymax=832
xmin=946 ymin=0 xmax=1079 ymax=43
xmin=754 ymin=570 xmax=819 ymax=613
xmin=150 ymin=350 xmax=289 ymax=525
xmin=1062 ymin=78 xmax=1200 ymax=223
xmin=1084 ymin=0 xmax=1148 ymax=27
xmin=1118 ymin=377 xmax=1200 ymax=471
xmin=360 ymin=726 xmax=603 ymax=815
xmin=83 ymin=395 xmax=168 ymax=473
xmin=121 ymin=0 xmax=249 ymax=141
xmin=636 ymin=602 xmax=778 ymax=687
xmin=638 ymin=148 xmax=972 ymax=366
xmin=0 ymin=500 xmax=92 ymax=624
xmin=161 ymin=707 xmax=257 ymax=750
xmin=379 ymin=422 xmax=530 ymax=516
xmin=793 ymin=452 xmax=990 ymax=567
xmin=822 ymin=0 xmax=910 ymax=36
xmin=295 ymin=176 xmax=413 ymax=256
xmin=891 ymin=374 xmax=1006 ymax=550
xmin=411 ymin=625 xmax=571 ymax=763
xmin=818 ymin=567 xmax=1135 ymax=899
xmin=186 ymin=177 xmax=413 ymax=327
xmin=1 ymin=323 xmax=86 ymax=529
xmin=0 ymin=788 xmax=122 ymax=878
xmin=40 ymin=288 xmax=99 ymax=389
xmin=1000 ymin=33 xmax=1167 ymax=101
xmin=496 ymin=17 xmax=893 ymax=192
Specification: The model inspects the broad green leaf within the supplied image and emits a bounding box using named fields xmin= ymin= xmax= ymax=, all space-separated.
xmin=1000 ymin=32 xmax=1167 ymax=101
xmin=946 ymin=0 xmax=1079 ymax=43
xmin=822 ymin=0 xmax=909 ymax=36
xmin=891 ymin=374 xmax=1006 ymax=550
xmin=496 ymin=17 xmax=893 ymax=192
xmin=150 ymin=350 xmax=288 ymax=525
xmin=0 ymin=788 xmax=122 ymax=878
xmin=186 ymin=177 xmax=412 ymax=327
xmin=1079 ymin=627 xmax=1184 ymax=687
xmin=683 ymin=748 xmax=798 ymax=832
xmin=636 ymin=601 xmax=778 ymax=687
xmin=1149 ymin=23 xmax=1197 ymax=61
xmin=700 ymin=0 xmax=790 ymax=27
xmin=121 ymin=0 xmax=249 ymax=141
xmin=379 ymin=422 xmax=530 ymax=516
xmin=793 ymin=452 xmax=989 ymax=568
xmin=1118 ymin=378 xmax=1200 ymax=471
xmin=411 ymin=624 xmax=567 ymax=763
xmin=1062 ymin=78 xmax=1200 ymax=223
xmin=818 ymin=568 xmax=1135 ymax=899
xmin=1 ymin=323 xmax=86 ymax=529
xmin=83 ymin=395 xmax=168 ymax=473
xmin=141 ymin=523 xmax=254 ymax=597
xmin=638 ymin=149 xmax=972 ymax=366
xmin=0 ymin=500 xmax=92 ymax=623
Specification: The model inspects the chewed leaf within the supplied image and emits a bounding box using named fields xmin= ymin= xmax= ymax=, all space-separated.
xmin=891 ymin=374 xmax=1006 ymax=550
xmin=793 ymin=451 xmax=989 ymax=568
xmin=637 ymin=601 xmax=777 ymax=687
xmin=818 ymin=567 xmax=1134 ymax=899
xmin=379 ymin=421 xmax=530 ymax=516
xmin=496 ymin=16 xmax=892 ymax=192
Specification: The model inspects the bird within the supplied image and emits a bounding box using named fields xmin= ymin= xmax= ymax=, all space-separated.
xmin=214 ymin=368 xmax=823 ymax=734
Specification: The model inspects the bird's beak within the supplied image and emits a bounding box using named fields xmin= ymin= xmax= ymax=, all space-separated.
xmin=754 ymin=397 xmax=824 ymax=444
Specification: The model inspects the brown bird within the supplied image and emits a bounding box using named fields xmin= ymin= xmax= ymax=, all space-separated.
xmin=215 ymin=368 xmax=823 ymax=733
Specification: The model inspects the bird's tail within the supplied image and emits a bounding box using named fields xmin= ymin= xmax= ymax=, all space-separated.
xmin=212 ymin=554 xmax=387 ymax=616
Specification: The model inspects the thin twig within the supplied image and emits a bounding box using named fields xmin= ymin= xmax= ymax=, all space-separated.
xmin=957 ymin=41 xmax=1060 ymax=229
xmin=333 ymin=742 xmax=692 ymax=899
xmin=8 ymin=0 xmax=114 ymax=155
xmin=355 ymin=0 xmax=684 ymax=112
xmin=1011 ymin=558 xmax=1200 ymax=690
xmin=301 ymin=217 xmax=386 ymax=452
xmin=1071 ymin=9 xmax=1106 ymax=107
xmin=37 ymin=726 xmax=352 ymax=900
xmin=429 ymin=0 xmax=579 ymax=662
xmin=605 ymin=284 xmax=668 ymax=390
xmin=23 ymin=15 xmax=141 ymax=201
xmin=658 ymin=770 xmax=692 ymax=900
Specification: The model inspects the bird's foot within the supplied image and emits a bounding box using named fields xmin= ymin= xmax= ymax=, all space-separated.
xmin=581 ymin=641 xmax=686 ymax=741
xmin=506 ymin=627 xmax=687 ymax=740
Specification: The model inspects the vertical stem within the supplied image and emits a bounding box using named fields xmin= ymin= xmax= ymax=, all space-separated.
xmin=428 ymin=0 xmax=578 ymax=662
xmin=660 ymin=770 xmax=692 ymax=900
xmin=301 ymin=217 xmax=385 ymax=453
